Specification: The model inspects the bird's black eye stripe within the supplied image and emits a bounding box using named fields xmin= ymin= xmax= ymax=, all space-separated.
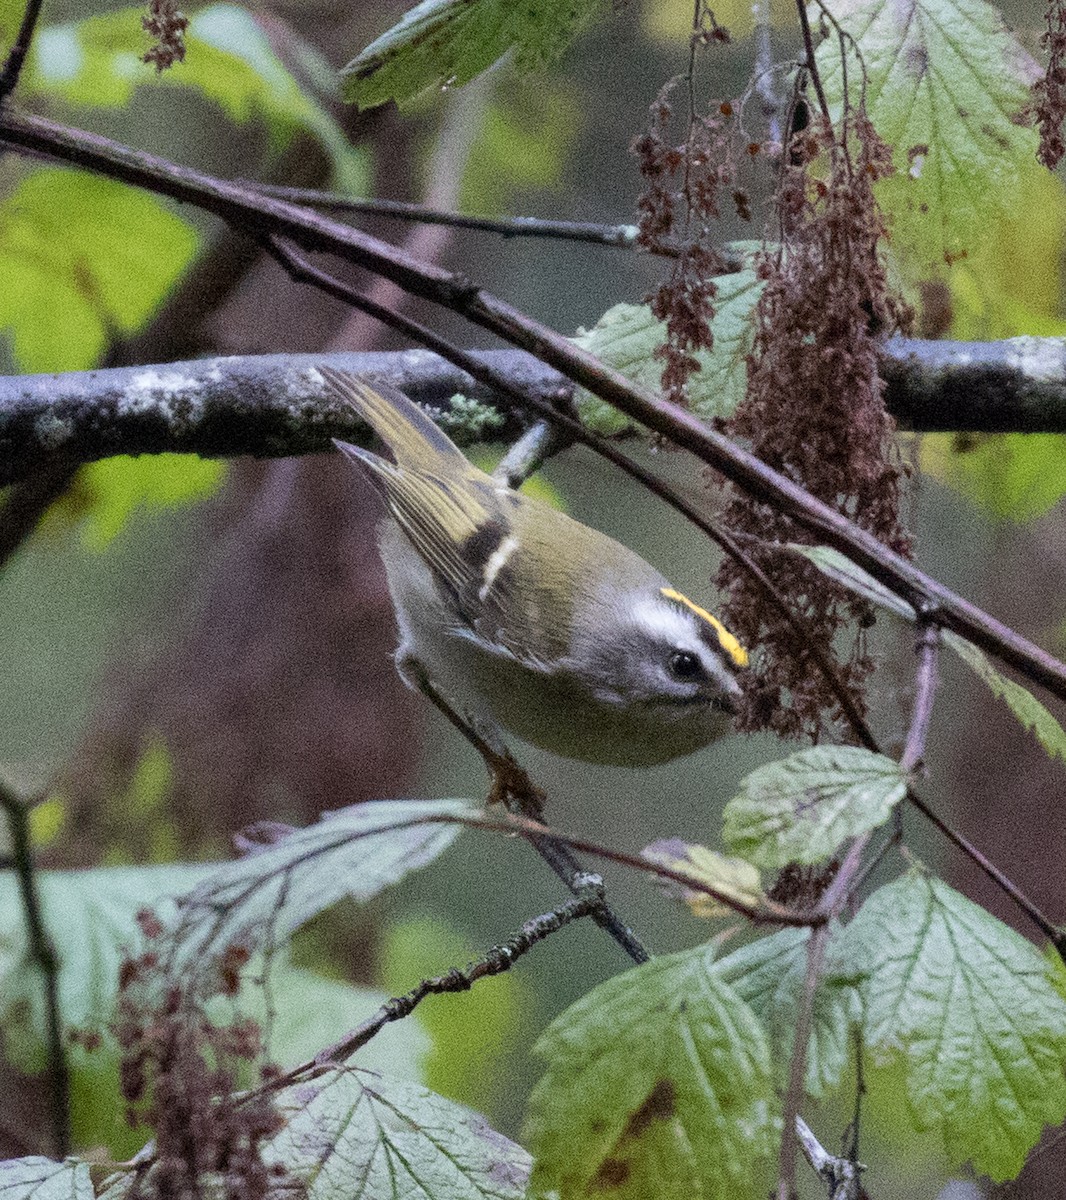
xmin=669 ymin=650 xmax=703 ymax=679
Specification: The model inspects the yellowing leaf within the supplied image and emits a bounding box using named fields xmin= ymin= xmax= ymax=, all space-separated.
xmin=643 ymin=838 xmax=764 ymax=918
xmin=816 ymin=0 xmax=1040 ymax=267
xmin=0 ymin=168 xmax=197 ymax=372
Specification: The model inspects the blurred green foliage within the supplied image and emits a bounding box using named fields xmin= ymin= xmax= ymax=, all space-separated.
xmin=379 ymin=915 xmax=527 ymax=1115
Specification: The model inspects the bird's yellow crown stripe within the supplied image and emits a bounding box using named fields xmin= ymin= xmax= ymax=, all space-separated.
xmin=660 ymin=588 xmax=749 ymax=668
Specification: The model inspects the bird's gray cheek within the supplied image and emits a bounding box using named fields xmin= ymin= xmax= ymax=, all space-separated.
xmin=590 ymin=684 xmax=628 ymax=707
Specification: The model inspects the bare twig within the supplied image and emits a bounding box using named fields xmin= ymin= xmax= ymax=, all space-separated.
xmin=901 ymin=620 xmax=941 ymax=775
xmin=795 ymin=1115 xmax=865 ymax=1200
xmin=794 ymin=0 xmax=832 ymax=125
xmin=0 ymin=780 xmax=69 ymax=1155
xmin=777 ymin=925 xmax=831 ymax=1200
xmin=0 ymin=0 xmax=46 ymax=101
xmin=317 ymin=883 xmax=607 ymax=1065
xmin=250 ymin=187 xmax=654 ymax=252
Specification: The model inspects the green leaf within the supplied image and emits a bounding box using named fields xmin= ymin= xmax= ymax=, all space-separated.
xmin=841 ymin=871 xmax=1066 ymax=1181
xmin=72 ymin=455 xmax=226 ymax=551
xmin=723 ymin=746 xmax=906 ymax=869
xmin=0 ymin=1159 xmax=92 ymax=1200
xmin=921 ymin=432 xmax=1066 ymax=522
xmin=815 ymin=0 xmax=1040 ymax=266
xmin=786 ymin=544 xmax=917 ymax=621
xmin=525 ymin=945 xmax=775 ymax=1199
xmin=266 ymin=1067 xmax=531 ymax=1199
xmin=341 ymin=0 xmax=599 ymax=109
xmin=642 ymin=838 xmax=765 ymax=919
xmin=170 ymin=799 xmax=468 ymax=978
xmin=0 ymin=168 xmax=198 ymax=372
xmin=944 ymin=630 xmax=1066 ymax=764
xmin=715 ymin=927 xmax=861 ymax=1097
xmin=0 ymin=863 xmax=211 ymax=1066
xmin=572 ymin=268 xmax=763 ymax=434
xmin=28 ymin=5 xmax=365 ymax=191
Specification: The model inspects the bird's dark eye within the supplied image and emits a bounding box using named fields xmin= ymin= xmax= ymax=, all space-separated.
xmin=669 ymin=650 xmax=703 ymax=679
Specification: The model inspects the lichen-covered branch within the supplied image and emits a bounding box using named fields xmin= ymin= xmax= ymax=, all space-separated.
xmin=7 ymin=337 xmax=1066 ymax=487
xmin=0 ymin=351 xmax=547 ymax=486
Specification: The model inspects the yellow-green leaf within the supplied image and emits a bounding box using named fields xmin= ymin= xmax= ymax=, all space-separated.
xmin=944 ymin=630 xmax=1066 ymax=764
xmin=643 ymin=838 xmax=765 ymax=918
xmin=816 ymin=0 xmax=1040 ymax=267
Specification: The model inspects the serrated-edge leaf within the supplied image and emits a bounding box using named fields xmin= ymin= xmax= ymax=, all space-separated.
xmin=170 ymin=799 xmax=469 ymax=978
xmin=715 ymin=927 xmax=861 ymax=1097
xmin=814 ymin=0 xmax=1040 ymax=263
xmin=787 ymin=544 xmax=916 ymax=621
xmin=525 ymin=945 xmax=774 ymax=1199
xmin=841 ymin=871 xmax=1066 ymax=1180
xmin=723 ymin=746 xmax=906 ymax=868
xmin=0 ymin=864 xmax=211 ymax=1051
xmin=572 ymin=268 xmax=763 ymax=433
xmin=266 ymin=1067 xmax=530 ymax=1199
xmin=944 ymin=631 xmax=1066 ymax=764
xmin=0 ymin=1160 xmax=92 ymax=1200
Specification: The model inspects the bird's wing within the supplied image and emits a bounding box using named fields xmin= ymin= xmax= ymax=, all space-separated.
xmin=319 ymin=367 xmax=474 ymax=477
xmin=335 ymin=441 xmax=515 ymax=630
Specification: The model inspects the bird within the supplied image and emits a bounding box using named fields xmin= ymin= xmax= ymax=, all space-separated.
xmin=323 ymin=367 xmax=747 ymax=770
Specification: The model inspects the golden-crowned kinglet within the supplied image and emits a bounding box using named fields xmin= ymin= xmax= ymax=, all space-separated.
xmin=323 ymin=368 xmax=747 ymax=767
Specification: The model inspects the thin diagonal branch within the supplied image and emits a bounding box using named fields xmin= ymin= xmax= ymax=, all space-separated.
xmin=0 ymin=0 xmax=46 ymax=101
xmin=316 ymin=884 xmax=606 ymax=1066
xmin=1 ymin=111 xmax=1063 ymax=707
xmin=0 ymin=779 xmax=69 ymax=1156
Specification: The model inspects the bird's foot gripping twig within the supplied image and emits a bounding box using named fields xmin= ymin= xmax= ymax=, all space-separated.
xmin=403 ymin=659 xmax=650 ymax=964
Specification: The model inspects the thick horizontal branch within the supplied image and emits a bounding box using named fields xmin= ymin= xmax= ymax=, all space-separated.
xmin=0 ymin=351 xmax=551 ymax=483
xmin=881 ymin=337 xmax=1066 ymax=433
xmin=5 ymin=337 xmax=1066 ymax=483
xmin=2 ymin=110 xmax=1066 ymax=704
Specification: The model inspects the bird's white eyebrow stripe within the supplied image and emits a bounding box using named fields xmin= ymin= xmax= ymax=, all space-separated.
xmin=630 ymin=598 xmax=704 ymax=648
xmin=479 ymin=534 xmax=519 ymax=601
